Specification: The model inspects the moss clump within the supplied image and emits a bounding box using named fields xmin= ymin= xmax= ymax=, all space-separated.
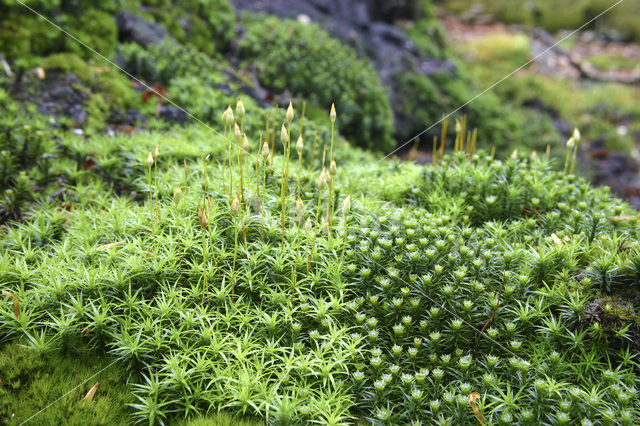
xmin=117 ymin=40 xmax=225 ymax=86
xmin=394 ymin=70 xmax=559 ymax=154
xmin=140 ymin=0 xmax=236 ymax=56
xmin=62 ymin=10 xmax=118 ymax=60
xmin=237 ymin=15 xmax=394 ymax=152
xmin=0 ymin=13 xmax=62 ymax=66
xmin=41 ymin=53 xmax=136 ymax=117
xmin=0 ymin=341 xmax=133 ymax=425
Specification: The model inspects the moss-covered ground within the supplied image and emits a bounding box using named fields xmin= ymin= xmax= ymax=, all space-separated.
xmin=1 ymin=1 xmax=640 ymax=424
xmin=2 ymin=100 xmax=640 ymax=423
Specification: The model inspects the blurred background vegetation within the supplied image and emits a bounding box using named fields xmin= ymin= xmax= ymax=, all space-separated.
xmin=0 ymin=0 xmax=638 ymax=199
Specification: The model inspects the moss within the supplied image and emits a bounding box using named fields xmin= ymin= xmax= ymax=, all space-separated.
xmin=42 ymin=53 xmax=136 ymax=112
xmin=84 ymin=94 xmax=110 ymax=130
xmin=117 ymin=40 xmax=226 ymax=86
xmin=0 ymin=13 xmax=62 ymax=61
xmin=143 ymin=0 xmax=236 ymax=56
xmin=237 ymin=14 xmax=394 ymax=152
xmin=463 ymin=33 xmax=531 ymax=70
xmin=41 ymin=53 xmax=92 ymax=76
xmin=0 ymin=341 xmax=134 ymax=425
xmin=586 ymin=52 xmax=640 ymax=72
xmin=179 ymin=413 xmax=264 ymax=426
xmin=394 ymin=70 xmax=559 ymax=154
xmin=62 ymin=10 xmax=118 ymax=60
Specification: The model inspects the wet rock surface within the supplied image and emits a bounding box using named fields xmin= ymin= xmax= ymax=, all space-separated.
xmin=116 ymin=11 xmax=173 ymax=46
xmin=12 ymin=71 xmax=89 ymax=126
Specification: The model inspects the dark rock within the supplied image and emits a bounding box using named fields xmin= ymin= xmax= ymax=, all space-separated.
xmin=158 ymin=106 xmax=188 ymax=124
xmin=365 ymin=0 xmax=424 ymax=23
xmin=109 ymin=108 xmax=148 ymax=126
xmin=116 ymin=11 xmax=173 ymax=46
xmin=12 ymin=71 xmax=89 ymax=126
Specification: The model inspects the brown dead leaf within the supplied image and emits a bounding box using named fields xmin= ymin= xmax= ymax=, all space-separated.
xmin=81 ymin=382 xmax=100 ymax=402
xmin=1 ymin=290 xmax=19 ymax=319
xmin=142 ymin=83 xmax=168 ymax=104
xmin=468 ymin=392 xmax=486 ymax=424
xmin=95 ymin=241 xmax=124 ymax=251
xmin=82 ymin=157 xmax=97 ymax=171
xmin=80 ymin=327 xmax=90 ymax=335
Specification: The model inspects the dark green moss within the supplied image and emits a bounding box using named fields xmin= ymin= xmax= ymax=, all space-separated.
xmin=394 ymin=70 xmax=559 ymax=154
xmin=237 ymin=14 xmax=394 ymax=152
xmin=62 ymin=10 xmax=118 ymax=60
xmin=0 ymin=13 xmax=62 ymax=63
xmin=141 ymin=0 xmax=236 ymax=56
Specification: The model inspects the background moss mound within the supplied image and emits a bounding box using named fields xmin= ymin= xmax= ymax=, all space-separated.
xmin=139 ymin=0 xmax=235 ymax=56
xmin=237 ymin=15 xmax=394 ymax=152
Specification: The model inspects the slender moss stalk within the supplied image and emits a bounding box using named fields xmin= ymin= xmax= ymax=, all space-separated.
xmin=280 ymin=121 xmax=291 ymax=249
xmin=261 ymin=139 xmax=269 ymax=242
xmin=471 ymin=129 xmax=478 ymax=155
xmin=291 ymin=198 xmax=305 ymax=301
xmin=315 ymin=168 xmax=327 ymax=227
xmin=432 ymin=136 xmax=437 ymax=166
xmin=304 ymin=217 xmax=314 ymax=275
xmin=454 ymin=119 xmax=461 ymax=153
xmin=198 ymin=201 xmax=208 ymax=304
xmin=234 ymin=121 xmax=245 ymax=210
xmin=296 ymin=136 xmax=304 ymax=196
xmin=299 ymin=101 xmax=306 ymax=137
xmin=563 ymin=136 xmax=575 ymax=176
xmin=153 ymin=144 xmax=159 ymax=195
xmin=146 ymin=152 xmax=153 ymax=212
xmin=292 ymin=231 xmax=301 ymax=301
xmin=327 ymin=160 xmax=336 ymax=235
xmin=439 ymin=116 xmax=449 ymax=160
xmin=308 ymin=132 xmax=318 ymax=171
xmin=569 ymin=128 xmax=581 ymax=175
xmin=256 ymin=132 xmax=262 ymax=214
xmin=228 ymin=145 xmax=233 ymax=201
xmin=339 ymin=195 xmax=351 ymax=265
xmin=230 ymin=194 xmax=240 ymax=295
xmin=174 ymin=185 xmax=182 ymax=269
xmin=270 ymin=105 xmax=278 ymax=170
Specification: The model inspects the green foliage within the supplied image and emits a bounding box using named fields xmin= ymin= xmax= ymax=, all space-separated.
xmin=117 ymin=40 xmax=225 ymax=86
xmin=1 ymin=100 xmax=640 ymax=423
xmin=0 ymin=341 xmax=133 ymax=425
xmin=0 ymin=90 xmax=61 ymax=222
xmin=62 ymin=10 xmax=118 ymax=60
xmin=237 ymin=15 xmax=394 ymax=152
xmin=0 ymin=13 xmax=62 ymax=66
xmin=394 ymin=70 xmax=559 ymax=153
xmin=140 ymin=0 xmax=236 ymax=56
